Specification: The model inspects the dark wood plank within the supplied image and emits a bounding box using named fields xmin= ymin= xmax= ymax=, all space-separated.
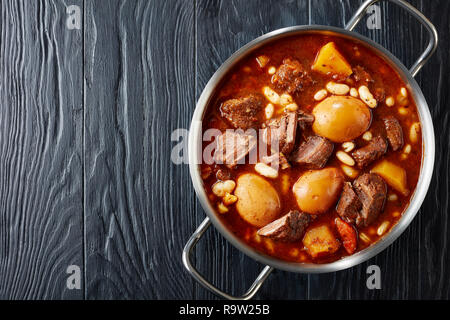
xmin=415 ymin=0 xmax=450 ymax=299
xmin=195 ymin=0 xmax=310 ymax=300
xmin=0 ymin=0 xmax=84 ymax=299
xmin=84 ymin=0 xmax=196 ymax=299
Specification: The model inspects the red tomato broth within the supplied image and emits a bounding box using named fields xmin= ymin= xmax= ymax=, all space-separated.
xmin=200 ymin=34 xmax=422 ymax=264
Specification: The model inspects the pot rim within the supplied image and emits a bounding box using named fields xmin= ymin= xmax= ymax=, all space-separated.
xmin=188 ymin=25 xmax=435 ymax=273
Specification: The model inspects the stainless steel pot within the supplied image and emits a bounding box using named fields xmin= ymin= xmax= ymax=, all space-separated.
xmin=183 ymin=0 xmax=437 ymax=300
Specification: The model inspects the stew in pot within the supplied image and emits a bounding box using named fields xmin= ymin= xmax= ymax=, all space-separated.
xmin=199 ymin=34 xmax=422 ymax=263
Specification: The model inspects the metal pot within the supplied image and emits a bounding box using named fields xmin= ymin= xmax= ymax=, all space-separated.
xmin=183 ymin=0 xmax=438 ymax=300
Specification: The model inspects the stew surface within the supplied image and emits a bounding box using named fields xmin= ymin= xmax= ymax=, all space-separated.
xmin=199 ymin=34 xmax=422 ymax=263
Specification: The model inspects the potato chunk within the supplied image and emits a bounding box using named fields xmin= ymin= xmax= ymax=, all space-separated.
xmin=371 ymin=160 xmax=409 ymax=196
xmin=292 ymin=168 xmax=344 ymax=214
xmin=235 ymin=173 xmax=281 ymax=227
xmin=312 ymin=96 xmax=372 ymax=143
xmin=312 ymin=42 xmax=353 ymax=77
xmin=303 ymin=225 xmax=341 ymax=258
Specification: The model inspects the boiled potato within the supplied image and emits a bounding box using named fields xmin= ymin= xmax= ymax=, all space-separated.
xmin=303 ymin=225 xmax=341 ymax=258
xmin=371 ymin=160 xmax=409 ymax=196
xmin=312 ymin=96 xmax=372 ymax=142
xmin=292 ymin=168 xmax=344 ymax=214
xmin=235 ymin=173 xmax=281 ymax=227
xmin=312 ymin=42 xmax=353 ymax=77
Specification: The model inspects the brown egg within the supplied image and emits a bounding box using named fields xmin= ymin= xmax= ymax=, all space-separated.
xmin=235 ymin=173 xmax=281 ymax=227
xmin=292 ymin=168 xmax=344 ymax=214
xmin=312 ymin=96 xmax=372 ymax=142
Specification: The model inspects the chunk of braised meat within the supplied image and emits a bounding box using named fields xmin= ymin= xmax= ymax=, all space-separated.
xmin=257 ymin=210 xmax=310 ymax=242
xmin=352 ymin=136 xmax=388 ymax=168
xmin=335 ymin=218 xmax=357 ymax=254
xmin=215 ymin=167 xmax=232 ymax=181
xmin=297 ymin=110 xmax=315 ymax=130
xmin=336 ymin=182 xmax=362 ymax=225
xmin=352 ymin=65 xmax=373 ymax=84
xmin=262 ymin=112 xmax=298 ymax=155
xmin=213 ymin=131 xmax=257 ymax=168
xmin=272 ymin=58 xmax=314 ymax=94
xmin=353 ymin=173 xmax=387 ymax=227
xmin=383 ymin=116 xmax=404 ymax=151
xmin=219 ymin=94 xmax=262 ymax=130
xmin=261 ymin=152 xmax=291 ymax=170
xmin=290 ymin=135 xmax=334 ymax=169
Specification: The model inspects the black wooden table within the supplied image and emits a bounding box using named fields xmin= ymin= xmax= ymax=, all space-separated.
xmin=0 ymin=0 xmax=448 ymax=300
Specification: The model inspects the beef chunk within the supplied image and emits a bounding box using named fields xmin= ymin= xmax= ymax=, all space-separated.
xmin=263 ymin=112 xmax=298 ymax=155
xmin=272 ymin=58 xmax=313 ymax=94
xmin=352 ymin=136 xmax=387 ymax=168
xmin=297 ymin=110 xmax=315 ymax=130
xmin=336 ymin=182 xmax=362 ymax=225
xmin=290 ymin=135 xmax=334 ymax=169
xmin=213 ymin=131 xmax=257 ymax=168
xmin=383 ymin=116 xmax=404 ymax=151
xmin=257 ymin=210 xmax=310 ymax=242
xmin=353 ymin=173 xmax=387 ymax=227
xmin=220 ymin=94 xmax=262 ymax=129
xmin=261 ymin=152 xmax=291 ymax=170
xmin=353 ymin=65 xmax=373 ymax=84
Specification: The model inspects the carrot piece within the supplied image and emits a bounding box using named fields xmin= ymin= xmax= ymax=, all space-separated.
xmin=335 ymin=218 xmax=357 ymax=254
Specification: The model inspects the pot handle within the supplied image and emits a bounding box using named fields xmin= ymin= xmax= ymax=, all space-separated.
xmin=182 ymin=217 xmax=274 ymax=300
xmin=345 ymin=0 xmax=438 ymax=77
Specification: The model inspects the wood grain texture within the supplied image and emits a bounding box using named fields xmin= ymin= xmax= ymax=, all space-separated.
xmin=84 ymin=0 xmax=196 ymax=299
xmin=0 ymin=0 xmax=83 ymax=299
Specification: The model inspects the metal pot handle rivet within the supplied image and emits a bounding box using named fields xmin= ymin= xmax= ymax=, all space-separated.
xmin=345 ymin=0 xmax=438 ymax=78
xmin=182 ymin=217 xmax=274 ymax=300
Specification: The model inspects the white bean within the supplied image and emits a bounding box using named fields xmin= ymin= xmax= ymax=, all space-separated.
xmin=256 ymin=55 xmax=269 ymax=68
xmin=400 ymin=87 xmax=408 ymax=97
xmin=342 ymin=141 xmax=355 ymax=153
xmin=388 ymin=193 xmax=398 ymax=201
xmin=398 ymin=107 xmax=408 ymax=115
xmin=279 ymin=93 xmax=293 ymax=106
xmin=217 ymin=202 xmax=229 ymax=214
xmin=265 ymin=103 xmax=274 ymax=119
xmin=326 ymin=82 xmax=350 ymax=95
xmin=341 ymin=164 xmax=359 ymax=178
xmin=385 ymin=96 xmax=395 ymax=107
xmin=263 ymin=86 xmax=280 ymax=104
xmin=268 ymin=66 xmax=276 ymax=75
xmin=362 ymin=131 xmax=372 ymax=141
xmin=358 ymin=85 xmax=377 ymax=108
xmin=377 ymin=221 xmax=390 ymax=236
xmin=350 ymin=87 xmax=358 ymax=97
xmin=212 ymin=180 xmax=236 ymax=197
xmin=403 ymin=144 xmax=411 ymax=154
xmin=336 ymin=151 xmax=355 ymax=166
xmin=223 ymin=192 xmax=238 ymax=205
xmin=410 ymin=122 xmax=420 ymax=143
xmin=360 ymin=233 xmax=371 ymax=243
xmin=314 ymin=89 xmax=328 ymax=101
xmin=285 ymin=103 xmax=298 ymax=112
